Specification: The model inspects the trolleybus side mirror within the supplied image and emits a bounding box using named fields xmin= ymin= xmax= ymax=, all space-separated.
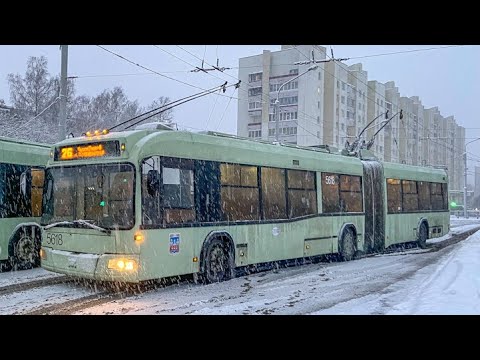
xmin=147 ymin=170 xmax=160 ymax=196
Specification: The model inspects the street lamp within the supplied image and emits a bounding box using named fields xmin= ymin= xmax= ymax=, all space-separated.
xmin=274 ymin=64 xmax=318 ymax=142
xmin=464 ymin=137 xmax=480 ymax=218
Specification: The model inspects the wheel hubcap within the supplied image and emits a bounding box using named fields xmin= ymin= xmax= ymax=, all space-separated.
xmin=16 ymin=236 xmax=35 ymax=263
xmin=344 ymin=232 xmax=355 ymax=257
xmin=209 ymin=246 xmax=226 ymax=280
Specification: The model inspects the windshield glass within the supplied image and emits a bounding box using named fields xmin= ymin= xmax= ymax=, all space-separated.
xmin=41 ymin=163 xmax=135 ymax=229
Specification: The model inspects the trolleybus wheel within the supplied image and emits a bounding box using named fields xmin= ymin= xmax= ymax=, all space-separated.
xmin=10 ymin=227 xmax=40 ymax=270
xmin=204 ymin=239 xmax=233 ymax=283
xmin=339 ymin=227 xmax=356 ymax=261
xmin=417 ymin=222 xmax=428 ymax=249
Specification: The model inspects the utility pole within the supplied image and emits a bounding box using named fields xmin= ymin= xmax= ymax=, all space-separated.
xmin=464 ymin=151 xmax=468 ymax=218
xmin=463 ymin=137 xmax=480 ymax=218
xmin=59 ymin=45 xmax=68 ymax=142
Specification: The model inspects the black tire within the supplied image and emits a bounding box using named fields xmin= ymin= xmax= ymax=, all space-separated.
xmin=339 ymin=227 xmax=357 ymax=261
xmin=417 ymin=222 xmax=428 ymax=249
xmin=203 ymin=239 xmax=233 ymax=284
xmin=0 ymin=260 xmax=12 ymax=272
xmin=10 ymin=227 xmax=41 ymax=270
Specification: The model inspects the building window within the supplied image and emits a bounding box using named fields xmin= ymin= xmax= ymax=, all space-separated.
xmin=341 ymin=96 xmax=345 ymax=104
xmin=317 ymin=131 xmax=320 ymax=138
xmin=248 ymin=87 xmax=262 ymax=96
xmin=318 ymin=101 xmax=321 ymax=109
xmin=341 ymin=110 xmax=345 ymax=117
xmin=289 ymin=69 xmax=299 ymax=75
xmin=342 ymin=82 xmax=346 ymax=91
xmin=276 ymin=96 xmax=298 ymax=106
xmin=248 ymin=72 xmax=262 ymax=83
xmin=341 ymin=123 xmax=345 ymax=130
xmin=337 ymin=80 xmax=340 ymax=88
xmin=249 ymin=101 xmax=261 ymax=110
xmin=318 ymin=72 xmax=322 ymax=80
xmin=317 ymin=116 xmax=320 ymax=124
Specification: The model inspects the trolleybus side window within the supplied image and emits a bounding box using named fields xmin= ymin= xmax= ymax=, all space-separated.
xmin=162 ymin=157 xmax=195 ymax=225
xmin=287 ymin=169 xmax=317 ymax=218
xmin=261 ymin=167 xmax=287 ymax=220
xmin=322 ymin=173 xmax=363 ymax=213
xmin=386 ymin=178 xmax=402 ymax=213
xmin=339 ymin=175 xmax=363 ymax=213
xmin=31 ymin=168 xmax=45 ymax=217
xmin=418 ymin=181 xmax=431 ymax=210
xmin=220 ymin=163 xmax=259 ymax=221
xmin=0 ymin=163 xmax=33 ymax=218
xmin=402 ymin=180 xmax=418 ymax=212
xmin=442 ymin=183 xmax=448 ymax=210
xmin=195 ymin=160 xmax=222 ymax=223
xmin=322 ymin=173 xmax=340 ymax=213
xmin=431 ymin=182 xmax=444 ymax=210
xmin=141 ymin=156 xmax=162 ymax=226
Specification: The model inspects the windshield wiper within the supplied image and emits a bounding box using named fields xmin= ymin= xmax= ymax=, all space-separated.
xmin=43 ymin=221 xmax=75 ymax=230
xmin=43 ymin=219 xmax=111 ymax=234
xmin=73 ymin=219 xmax=111 ymax=234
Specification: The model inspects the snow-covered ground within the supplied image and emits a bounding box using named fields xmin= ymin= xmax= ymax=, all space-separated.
xmin=1 ymin=219 xmax=479 ymax=315
xmin=0 ymin=267 xmax=60 ymax=288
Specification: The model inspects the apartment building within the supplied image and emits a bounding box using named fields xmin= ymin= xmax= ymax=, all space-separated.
xmin=237 ymin=45 xmax=465 ymax=192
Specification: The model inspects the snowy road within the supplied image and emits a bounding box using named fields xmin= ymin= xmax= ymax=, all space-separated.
xmin=80 ymin=222 xmax=480 ymax=315
xmin=1 ymin=219 xmax=479 ymax=315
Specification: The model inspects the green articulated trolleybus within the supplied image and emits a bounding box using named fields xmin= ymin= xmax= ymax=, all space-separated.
xmin=0 ymin=136 xmax=50 ymax=271
xmin=40 ymin=123 xmax=450 ymax=283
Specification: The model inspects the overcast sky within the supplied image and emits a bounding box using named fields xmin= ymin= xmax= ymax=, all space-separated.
xmin=1 ymin=45 xmax=479 ymax=183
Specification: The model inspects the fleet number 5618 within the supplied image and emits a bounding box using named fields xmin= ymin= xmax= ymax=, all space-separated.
xmin=45 ymin=233 xmax=63 ymax=245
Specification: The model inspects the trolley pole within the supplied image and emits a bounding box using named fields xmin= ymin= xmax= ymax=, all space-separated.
xmin=59 ymin=45 xmax=68 ymax=142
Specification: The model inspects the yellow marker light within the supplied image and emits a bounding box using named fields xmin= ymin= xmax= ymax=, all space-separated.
xmin=50 ymin=150 xmax=54 ymax=158
xmin=86 ymin=131 xmax=92 ymax=137
xmin=193 ymin=256 xmax=198 ymax=262
xmin=121 ymin=143 xmax=126 ymax=151
xmin=94 ymin=130 xmax=100 ymax=136
xmin=40 ymin=248 xmax=47 ymax=260
xmin=108 ymin=258 xmax=138 ymax=272
xmin=134 ymin=232 xmax=144 ymax=243
xmin=102 ymin=129 xmax=109 ymax=135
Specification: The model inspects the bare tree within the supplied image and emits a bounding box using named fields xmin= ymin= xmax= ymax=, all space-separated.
xmin=144 ymin=96 xmax=173 ymax=124
xmin=7 ymin=56 xmax=57 ymax=116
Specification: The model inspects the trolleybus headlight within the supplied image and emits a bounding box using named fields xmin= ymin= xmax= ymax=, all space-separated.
xmin=108 ymin=258 xmax=138 ymax=272
xmin=40 ymin=248 xmax=47 ymax=260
